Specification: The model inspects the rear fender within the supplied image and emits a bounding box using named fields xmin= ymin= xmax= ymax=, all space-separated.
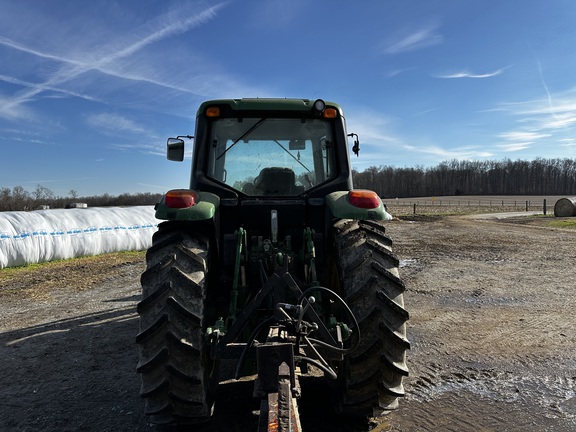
xmin=155 ymin=191 xmax=219 ymax=221
xmin=325 ymin=191 xmax=392 ymax=221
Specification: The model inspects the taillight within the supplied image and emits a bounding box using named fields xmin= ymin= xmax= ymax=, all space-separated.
xmin=348 ymin=190 xmax=380 ymax=209
xmin=164 ymin=189 xmax=198 ymax=208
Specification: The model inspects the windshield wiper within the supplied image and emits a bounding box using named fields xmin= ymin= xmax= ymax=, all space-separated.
xmin=273 ymin=140 xmax=312 ymax=173
xmin=216 ymin=117 xmax=267 ymax=161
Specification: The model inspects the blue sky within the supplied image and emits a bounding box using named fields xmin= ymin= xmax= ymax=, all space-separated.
xmin=1 ymin=0 xmax=575 ymax=197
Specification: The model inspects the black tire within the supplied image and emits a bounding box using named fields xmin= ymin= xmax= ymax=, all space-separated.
xmin=136 ymin=221 xmax=219 ymax=425
xmin=332 ymin=219 xmax=410 ymax=417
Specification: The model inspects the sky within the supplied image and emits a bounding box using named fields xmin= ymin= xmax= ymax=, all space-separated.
xmin=1 ymin=0 xmax=576 ymax=197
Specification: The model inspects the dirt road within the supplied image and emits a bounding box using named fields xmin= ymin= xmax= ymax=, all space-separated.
xmin=1 ymin=215 xmax=575 ymax=431
xmin=386 ymin=215 xmax=576 ymax=432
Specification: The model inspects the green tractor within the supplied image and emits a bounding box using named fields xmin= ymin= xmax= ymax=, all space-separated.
xmin=136 ymin=98 xmax=409 ymax=427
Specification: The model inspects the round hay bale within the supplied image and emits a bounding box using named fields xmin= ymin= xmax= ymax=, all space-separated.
xmin=554 ymin=197 xmax=576 ymax=217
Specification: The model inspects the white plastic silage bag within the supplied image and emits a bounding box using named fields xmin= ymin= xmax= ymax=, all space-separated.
xmin=0 ymin=206 xmax=159 ymax=268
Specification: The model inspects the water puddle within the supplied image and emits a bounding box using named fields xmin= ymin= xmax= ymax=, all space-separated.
xmin=390 ymin=367 xmax=576 ymax=431
xmin=400 ymin=258 xmax=418 ymax=268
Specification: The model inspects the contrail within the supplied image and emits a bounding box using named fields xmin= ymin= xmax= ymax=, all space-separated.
xmin=536 ymin=59 xmax=561 ymax=122
xmin=1 ymin=3 xmax=227 ymax=113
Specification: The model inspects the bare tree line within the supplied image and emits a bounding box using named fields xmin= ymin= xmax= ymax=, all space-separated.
xmin=0 ymin=185 xmax=162 ymax=212
xmin=2 ymin=158 xmax=575 ymax=211
xmin=353 ymin=158 xmax=576 ymax=198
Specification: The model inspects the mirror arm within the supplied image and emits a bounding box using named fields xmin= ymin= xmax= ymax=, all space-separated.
xmin=347 ymin=133 xmax=360 ymax=157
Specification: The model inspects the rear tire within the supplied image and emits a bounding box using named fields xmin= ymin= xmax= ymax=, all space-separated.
xmin=136 ymin=221 xmax=218 ymax=425
xmin=332 ymin=219 xmax=409 ymax=417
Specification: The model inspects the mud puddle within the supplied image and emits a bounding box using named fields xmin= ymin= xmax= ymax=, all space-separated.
xmin=383 ymin=217 xmax=576 ymax=432
xmin=385 ymin=343 xmax=576 ymax=431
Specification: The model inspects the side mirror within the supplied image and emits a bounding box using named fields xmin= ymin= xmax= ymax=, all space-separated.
xmin=167 ymin=138 xmax=185 ymax=161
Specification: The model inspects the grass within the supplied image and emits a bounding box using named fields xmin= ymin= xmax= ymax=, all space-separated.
xmin=546 ymin=219 xmax=576 ymax=229
xmin=0 ymin=250 xmax=145 ymax=274
xmin=386 ymin=204 xmax=537 ymax=217
xmin=0 ymin=251 xmax=146 ymax=298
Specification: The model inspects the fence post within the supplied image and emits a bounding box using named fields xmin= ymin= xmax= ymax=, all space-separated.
xmin=413 ymin=203 xmax=416 ymax=215
xmin=543 ymin=199 xmax=547 ymax=215
xmin=525 ymin=201 xmax=528 ymax=211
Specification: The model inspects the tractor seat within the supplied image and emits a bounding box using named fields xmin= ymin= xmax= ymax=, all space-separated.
xmin=254 ymin=167 xmax=297 ymax=196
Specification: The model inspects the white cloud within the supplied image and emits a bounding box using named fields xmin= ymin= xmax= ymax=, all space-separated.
xmin=0 ymin=93 xmax=37 ymax=121
xmin=112 ymin=143 xmax=164 ymax=156
xmin=541 ymin=112 xmax=576 ymax=129
xmin=495 ymin=142 xmax=533 ymax=152
xmin=345 ymin=107 xmax=400 ymax=145
xmin=499 ymin=88 xmax=576 ymax=119
xmin=493 ymin=88 xmax=576 ymax=155
xmin=86 ymin=113 xmax=149 ymax=135
xmin=85 ymin=113 xmax=166 ymax=156
xmin=558 ymin=138 xmax=576 ymax=146
xmin=498 ymin=131 xmax=550 ymax=141
xmin=382 ymin=23 xmax=443 ymax=54
xmin=384 ymin=67 xmax=417 ymax=78
xmin=435 ymin=67 xmax=509 ymax=79
xmin=346 ymin=105 xmax=495 ymax=167
xmin=403 ymin=144 xmax=493 ymax=159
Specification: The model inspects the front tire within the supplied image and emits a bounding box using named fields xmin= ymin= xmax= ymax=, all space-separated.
xmin=332 ymin=219 xmax=410 ymax=417
xmin=136 ymin=221 xmax=218 ymax=425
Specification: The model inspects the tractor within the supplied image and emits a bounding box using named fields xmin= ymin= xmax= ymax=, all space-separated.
xmin=136 ymin=98 xmax=409 ymax=429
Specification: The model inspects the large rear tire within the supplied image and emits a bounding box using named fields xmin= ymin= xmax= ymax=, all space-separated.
xmin=136 ymin=221 xmax=218 ymax=425
xmin=332 ymin=219 xmax=409 ymax=417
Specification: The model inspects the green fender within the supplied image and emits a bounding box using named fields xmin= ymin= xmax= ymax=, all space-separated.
xmin=325 ymin=191 xmax=393 ymax=221
xmin=155 ymin=191 xmax=219 ymax=221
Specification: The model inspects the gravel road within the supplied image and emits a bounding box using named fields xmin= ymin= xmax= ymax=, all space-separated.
xmin=1 ymin=215 xmax=575 ymax=431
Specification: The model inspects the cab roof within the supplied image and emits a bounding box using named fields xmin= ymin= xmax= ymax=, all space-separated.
xmin=196 ymin=98 xmax=344 ymax=117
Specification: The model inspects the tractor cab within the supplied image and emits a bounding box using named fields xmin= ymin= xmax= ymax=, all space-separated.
xmin=166 ymin=99 xmax=353 ymax=200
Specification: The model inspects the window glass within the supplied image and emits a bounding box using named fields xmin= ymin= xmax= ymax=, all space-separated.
xmin=207 ymin=118 xmax=336 ymax=195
